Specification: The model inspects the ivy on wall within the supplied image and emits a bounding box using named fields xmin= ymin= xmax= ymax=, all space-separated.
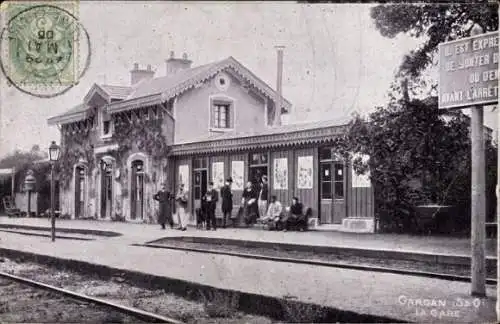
xmin=114 ymin=118 xmax=170 ymax=166
xmin=58 ymin=128 xmax=95 ymax=190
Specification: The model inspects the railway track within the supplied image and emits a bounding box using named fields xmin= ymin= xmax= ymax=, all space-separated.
xmin=0 ymin=270 xmax=184 ymax=324
xmin=136 ymin=242 xmax=498 ymax=286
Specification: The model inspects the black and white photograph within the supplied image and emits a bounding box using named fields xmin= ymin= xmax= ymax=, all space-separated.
xmin=0 ymin=1 xmax=498 ymax=323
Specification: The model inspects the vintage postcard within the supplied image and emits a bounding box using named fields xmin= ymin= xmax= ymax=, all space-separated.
xmin=0 ymin=1 xmax=498 ymax=323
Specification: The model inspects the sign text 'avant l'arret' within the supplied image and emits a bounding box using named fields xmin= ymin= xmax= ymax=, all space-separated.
xmin=438 ymin=32 xmax=499 ymax=109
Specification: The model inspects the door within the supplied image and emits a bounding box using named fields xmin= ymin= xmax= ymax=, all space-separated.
xmin=100 ymin=166 xmax=113 ymax=219
xmin=248 ymin=152 xmax=269 ymax=186
xmin=193 ymin=169 xmax=208 ymax=210
xmin=74 ymin=166 xmax=85 ymax=218
xmin=130 ymin=161 xmax=145 ymax=220
xmin=319 ymin=148 xmax=346 ymax=224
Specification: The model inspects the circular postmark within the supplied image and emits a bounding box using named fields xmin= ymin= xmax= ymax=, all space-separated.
xmin=0 ymin=3 xmax=91 ymax=98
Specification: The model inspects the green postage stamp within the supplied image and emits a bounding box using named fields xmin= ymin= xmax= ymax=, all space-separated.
xmin=0 ymin=1 xmax=90 ymax=97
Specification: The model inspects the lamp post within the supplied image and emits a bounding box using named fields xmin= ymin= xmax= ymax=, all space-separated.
xmin=48 ymin=141 xmax=60 ymax=242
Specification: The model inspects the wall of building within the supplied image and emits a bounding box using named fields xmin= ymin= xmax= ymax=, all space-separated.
xmin=174 ymin=70 xmax=268 ymax=143
xmin=172 ymin=144 xmax=375 ymax=225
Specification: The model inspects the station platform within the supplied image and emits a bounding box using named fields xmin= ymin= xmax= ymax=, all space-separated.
xmin=0 ymin=216 xmax=497 ymax=323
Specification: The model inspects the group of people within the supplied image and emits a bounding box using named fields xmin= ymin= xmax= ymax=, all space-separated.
xmin=153 ymin=183 xmax=189 ymax=231
xmin=153 ymin=174 xmax=308 ymax=231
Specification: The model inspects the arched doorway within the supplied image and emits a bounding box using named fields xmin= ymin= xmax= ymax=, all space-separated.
xmin=130 ymin=160 xmax=145 ymax=220
xmin=100 ymin=159 xmax=114 ymax=219
xmin=74 ymin=165 xmax=86 ymax=218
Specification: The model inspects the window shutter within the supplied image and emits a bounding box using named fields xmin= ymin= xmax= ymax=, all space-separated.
xmin=229 ymin=104 xmax=234 ymax=128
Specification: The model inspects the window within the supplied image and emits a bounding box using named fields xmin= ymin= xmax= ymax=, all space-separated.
xmin=212 ymin=103 xmax=230 ymax=129
xmin=320 ymin=148 xmax=345 ymax=200
xmin=250 ymin=153 xmax=267 ymax=166
xmin=333 ymin=163 xmax=344 ymax=199
xmin=100 ymin=110 xmax=113 ymax=138
xmin=193 ymin=158 xmax=208 ymax=169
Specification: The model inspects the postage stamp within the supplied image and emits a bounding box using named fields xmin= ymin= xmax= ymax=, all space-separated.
xmin=0 ymin=1 xmax=91 ymax=98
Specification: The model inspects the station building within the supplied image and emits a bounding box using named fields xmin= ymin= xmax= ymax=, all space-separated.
xmin=47 ymin=52 xmax=375 ymax=232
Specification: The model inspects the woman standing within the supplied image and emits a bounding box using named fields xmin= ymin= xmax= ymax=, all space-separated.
xmin=241 ymin=181 xmax=258 ymax=225
xmin=175 ymin=184 xmax=189 ymax=231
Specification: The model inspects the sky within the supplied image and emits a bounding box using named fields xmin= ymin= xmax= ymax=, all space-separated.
xmin=0 ymin=2 xmax=497 ymax=157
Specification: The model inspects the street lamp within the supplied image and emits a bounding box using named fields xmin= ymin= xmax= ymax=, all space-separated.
xmin=48 ymin=141 xmax=60 ymax=242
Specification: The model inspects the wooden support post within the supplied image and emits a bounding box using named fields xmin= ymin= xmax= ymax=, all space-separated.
xmin=470 ymin=105 xmax=486 ymax=297
xmin=497 ymin=10 xmax=500 ymax=318
xmin=497 ymin=100 xmax=500 ymax=321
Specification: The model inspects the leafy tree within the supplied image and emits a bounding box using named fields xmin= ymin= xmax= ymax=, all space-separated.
xmin=371 ymin=2 xmax=498 ymax=79
xmin=0 ymin=148 xmax=45 ymax=170
xmin=346 ymin=96 xmax=497 ymax=234
xmin=0 ymin=148 xmax=47 ymax=193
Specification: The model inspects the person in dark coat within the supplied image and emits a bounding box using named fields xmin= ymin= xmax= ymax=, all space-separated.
xmin=242 ymin=181 xmax=259 ymax=225
xmin=153 ymin=183 xmax=173 ymax=229
xmin=203 ymin=182 xmax=219 ymax=230
xmin=281 ymin=196 xmax=304 ymax=232
xmin=220 ymin=177 xmax=234 ymax=228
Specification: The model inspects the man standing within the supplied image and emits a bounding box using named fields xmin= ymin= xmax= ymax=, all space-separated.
xmin=203 ymin=182 xmax=219 ymax=230
xmin=258 ymin=175 xmax=269 ymax=219
xmin=153 ymin=183 xmax=173 ymax=230
xmin=175 ymin=183 xmax=188 ymax=231
xmin=220 ymin=177 xmax=233 ymax=228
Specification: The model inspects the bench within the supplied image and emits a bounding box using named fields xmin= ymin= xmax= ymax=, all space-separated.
xmin=2 ymin=196 xmax=21 ymax=217
xmin=257 ymin=207 xmax=313 ymax=231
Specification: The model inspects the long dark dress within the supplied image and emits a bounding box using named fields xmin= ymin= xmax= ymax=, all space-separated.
xmin=153 ymin=190 xmax=173 ymax=226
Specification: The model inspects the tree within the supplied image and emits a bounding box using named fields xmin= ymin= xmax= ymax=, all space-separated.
xmin=371 ymin=3 xmax=498 ymax=79
xmin=0 ymin=148 xmax=47 ymax=193
xmin=346 ymin=96 xmax=496 ymax=233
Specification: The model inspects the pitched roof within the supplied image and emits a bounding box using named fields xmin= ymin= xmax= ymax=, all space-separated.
xmin=47 ymin=103 xmax=92 ymax=125
xmin=171 ymin=117 xmax=351 ymax=156
xmin=48 ymin=56 xmax=292 ymax=125
xmin=106 ymin=56 xmax=292 ymax=114
xmin=126 ymin=62 xmax=219 ymax=99
xmin=176 ymin=117 xmax=352 ymax=145
xmin=101 ymin=85 xmax=133 ymax=99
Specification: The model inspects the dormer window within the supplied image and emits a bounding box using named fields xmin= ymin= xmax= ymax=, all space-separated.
xmin=210 ymin=96 xmax=234 ymax=131
xmin=100 ymin=110 xmax=113 ymax=138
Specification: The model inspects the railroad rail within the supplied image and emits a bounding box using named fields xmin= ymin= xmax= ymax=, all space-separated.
xmin=136 ymin=242 xmax=498 ymax=286
xmin=0 ymin=270 xmax=184 ymax=324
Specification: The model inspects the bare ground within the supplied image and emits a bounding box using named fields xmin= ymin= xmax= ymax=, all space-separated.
xmin=0 ymin=257 xmax=274 ymax=324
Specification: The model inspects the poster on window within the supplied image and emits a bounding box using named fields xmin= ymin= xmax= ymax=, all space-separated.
xmin=231 ymin=161 xmax=244 ymax=190
xmin=178 ymin=165 xmax=189 ymax=191
xmin=352 ymin=154 xmax=371 ymax=187
xmin=212 ymin=162 xmax=225 ymax=190
xmin=297 ymin=156 xmax=313 ymax=189
xmin=273 ymin=158 xmax=288 ymax=190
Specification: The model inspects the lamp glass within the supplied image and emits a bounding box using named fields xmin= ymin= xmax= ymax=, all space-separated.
xmin=49 ymin=141 xmax=60 ymax=162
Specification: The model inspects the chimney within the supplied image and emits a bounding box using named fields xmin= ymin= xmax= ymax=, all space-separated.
xmin=274 ymin=46 xmax=285 ymax=127
xmin=130 ymin=63 xmax=155 ymax=85
xmin=165 ymin=51 xmax=193 ymax=75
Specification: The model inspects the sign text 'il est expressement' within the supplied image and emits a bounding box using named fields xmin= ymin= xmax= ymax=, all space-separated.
xmin=439 ymin=31 xmax=499 ymax=109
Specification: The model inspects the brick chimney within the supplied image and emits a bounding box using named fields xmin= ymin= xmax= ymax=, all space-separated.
xmin=165 ymin=51 xmax=192 ymax=75
xmin=130 ymin=63 xmax=155 ymax=85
